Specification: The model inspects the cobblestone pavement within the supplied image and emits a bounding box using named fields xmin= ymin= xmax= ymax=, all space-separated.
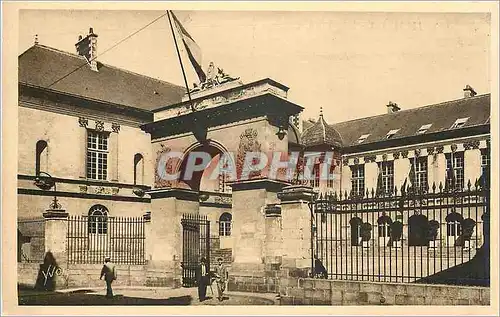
xmin=18 ymin=287 xmax=278 ymax=306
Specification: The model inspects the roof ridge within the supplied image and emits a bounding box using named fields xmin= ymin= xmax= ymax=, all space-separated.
xmin=22 ymin=44 xmax=185 ymax=91
xmin=319 ymin=115 xmax=327 ymax=142
xmin=331 ymin=93 xmax=491 ymax=127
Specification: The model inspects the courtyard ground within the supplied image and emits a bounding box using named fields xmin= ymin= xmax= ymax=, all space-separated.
xmin=18 ymin=286 xmax=278 ymax=306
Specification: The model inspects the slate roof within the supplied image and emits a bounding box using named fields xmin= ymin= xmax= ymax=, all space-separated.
xmin=330 ymin=94 xmax=490 ymax=147
xmin=301 ymin=114 xmax=343 ymax=147
xmin=19 ymin=45 xmax=186 ymax=111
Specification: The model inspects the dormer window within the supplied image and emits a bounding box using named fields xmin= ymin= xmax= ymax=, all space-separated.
xmin=417 ymin=124 xmax=432 ymax=134
xmin=357 ymin=134 xmax=370 ymax=144
xmin=450 ymin=117 xmax=469 ymax=129
xmin=386 ymin=129 xmax=400 ymax=139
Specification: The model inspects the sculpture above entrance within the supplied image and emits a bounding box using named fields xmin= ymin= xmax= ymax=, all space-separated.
xmin=182 ymin=61 xmax=243 ymax=102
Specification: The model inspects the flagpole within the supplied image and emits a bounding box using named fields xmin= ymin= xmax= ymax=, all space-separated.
xmin=167 ymin=10 xmax=194 ymax=111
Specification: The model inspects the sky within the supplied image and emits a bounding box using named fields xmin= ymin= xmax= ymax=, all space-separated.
xmin=19 ymin=10 xmax=491 ymax=124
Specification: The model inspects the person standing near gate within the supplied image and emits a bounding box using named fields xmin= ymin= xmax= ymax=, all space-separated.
xmin=214 ymin=257 xmax=228 ymax=301
xmin=196 ymin=257 xmax=209 ymax=302
xmin=100 ymin=256 xmax=116 ymax=298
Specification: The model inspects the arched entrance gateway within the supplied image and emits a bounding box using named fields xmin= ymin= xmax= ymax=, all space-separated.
xmin=141 ymin=77 xmax=303 ymax=286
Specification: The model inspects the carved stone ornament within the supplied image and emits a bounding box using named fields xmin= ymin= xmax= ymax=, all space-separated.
xmin=95 ymin=120 xmax=105 ymax=132
xmin=111 ymin=123 xmax=120 ymax=133
xmin=236 ymin=128 xmax=262 ymax=178
xmin=414 ymin=149 xmax=421 ymax=157
xmin=353 ymin=157 xmax=360 ymax=165
xmin=78 ymin=117 xmax=88 ymax=128
xmin=154 ymin=145 xmax=177 ymax=188
xmin=435 ymin=145 xmax=444 ymax=154
xmin=190 ymin=61 xmax=240 ymax=93
xmin=401 ymin=150 xmax=409 ymax=159
xmin=427 ymin=147 xmax=435 ymax=155
xmin=214 ymin=195 xmax=232 ymax=205
xmin=364 ymin=155 xmax=376 ymax=163
xmin=382 ymin=153 xmax=388 ymax=161
xmin=393 ymin=152 xmax=400 ymax=159
xmin=342 ymin=159 xmax=349 ymax=166
xmin=463 ymin=140 xmax=480 ymax=150
xmin=94 ymin=186 xmax=111 ymax=195
xmin=79 ymin=185 xmax=88 ymax=193
xmin=451 ymin=144 xmax=458 ymax=152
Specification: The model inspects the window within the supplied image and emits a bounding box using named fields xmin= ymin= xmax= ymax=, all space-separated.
xmin=450 ymin=117 xmax=469 ymax=129
xmin=417 ymin=124 xmax=432 ymax=134
xmin=446 ymin=152 xmax=464 ymax=190
xmin=357 ymin=134 xmax=370 ymax=144
xmin=380 ymin=161 xmax=394 ymax=194
xmin=87 ymin=131 xmax=109 ymax=180
xmin=327 ymin=167 xmax=335 ymax=188
xmin=88 ymin=205 xmax=108 ymax=234
xmin=351 ymin=165 xmax=365 ymax=197
xmin=35 ymin=140 xmax=48 ymax=175
xmin=134 ymin=153 xmax=144 ymax=185
xmin=408 ymin=214 xmax=429 ymax=246
xmin=446 ymin=212 xmax=463 ymax=246
xmin=386 ymin=129 xmax=400 ymax=139
xmin=413 ymin=157 xmax=428 ymax=192
xmin=311 ymin=164 xmax=320 ymax=188
xmin=481 ymin=149 xmax=490 ymax=177
xmin=350 ymin=217 xmax=362 ymax=246
xmin=377 ymin=216 xmax=392 ymax=238
xmin=219 ymin=212 xmax=232 ymax=236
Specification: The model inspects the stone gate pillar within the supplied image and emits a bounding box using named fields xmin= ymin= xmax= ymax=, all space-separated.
xmin=278 ymin=184 xmax=315 ymax=276
xmin=43 ymin=208 xmax=69 ymax=263
xmin=143 ymin=211 xmax=152 ymax=262
xmin=41 ymin=207 xmax=69 ymax=290
xmin=230 ymin=180 xmax=287 ymax=274
xmin=148 ymin=188 xmax=199 ymax=287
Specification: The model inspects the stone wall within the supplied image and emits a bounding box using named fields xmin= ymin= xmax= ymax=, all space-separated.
xmin=279 ymin=278 xmax=490 ymax=305
xmin=227 ymin=269 xmax=490 ymax=306
xmin=17 ymin=262 xmax=178 ymax=290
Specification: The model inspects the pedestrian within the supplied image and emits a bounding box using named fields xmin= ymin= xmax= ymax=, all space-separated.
xmin=214 ymin=257 xmax=228 ymax=301
xmin=197 ymin=257 xmax=209 ymax=302
xmin=100 ymin=256 xmax=116 ymax=298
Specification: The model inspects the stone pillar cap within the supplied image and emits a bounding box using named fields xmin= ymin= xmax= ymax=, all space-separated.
xmin=278 ymin=185 xmax=315 ymax=202
xmin=43 ymin=209 xmax=69 ymax=219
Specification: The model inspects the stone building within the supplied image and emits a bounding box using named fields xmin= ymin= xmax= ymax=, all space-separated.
xmin=17 ymin=28 xmax=490 ymax=288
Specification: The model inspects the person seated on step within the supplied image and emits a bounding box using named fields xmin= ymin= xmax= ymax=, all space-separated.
xmin=314 ymin=256 xmax=328 ymax=279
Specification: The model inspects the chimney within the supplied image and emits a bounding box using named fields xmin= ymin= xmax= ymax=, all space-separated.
xmin=75 ymin=27 xmax=99 ymax=72
xmin=386 ymin=101 xmax=400 ymax=114
xmin=463 ymin=85 xmax=477 ymax=98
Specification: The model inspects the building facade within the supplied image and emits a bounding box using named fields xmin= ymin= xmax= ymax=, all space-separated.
xmin=17 ymin=29 xmax=490 ymax=287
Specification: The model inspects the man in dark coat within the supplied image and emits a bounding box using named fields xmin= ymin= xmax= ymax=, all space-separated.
xmin=196 ymin=257 xmax=209 ymax=302
xmin=100 ymin=256 xmax=116 ymax=298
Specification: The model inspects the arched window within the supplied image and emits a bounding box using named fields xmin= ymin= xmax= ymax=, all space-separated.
xmin=446 ymin=212 xmax=463 ymax=246
xmin=88 ymin=205 xmax=108 ymax=234
xmin=408 ymin=214 xmax=429 ymax=246
xmin=134 ymin=153 xmax=144 ymax=185
xmin=377 ymin=215 xmax=392 ymax=247
xmin=349 ymin=217 xmax=362 ymax=246
xmin=35 ymin=140 xmax=48 ymax=175
xmin=219 ymin=212 xmax=232 ymax=236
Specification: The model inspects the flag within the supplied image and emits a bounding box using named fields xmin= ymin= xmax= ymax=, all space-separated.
xmin=170 ymin=11 xmax=207 ymax=83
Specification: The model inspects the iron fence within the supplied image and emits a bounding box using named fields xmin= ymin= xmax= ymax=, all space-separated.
xmin=67 ymin=215 xmax=146 ymax=264
xmin=310 ymin=181 xmax=489 ymax=286
xmin=181 ymin=213 xmax=210 ymax=287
